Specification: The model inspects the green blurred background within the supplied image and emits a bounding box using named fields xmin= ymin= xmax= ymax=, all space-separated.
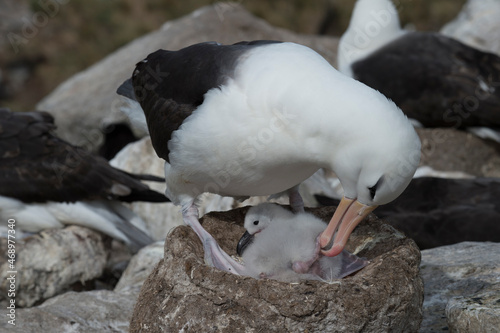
xmin=0 ymin=0 xmax=466 ymax=111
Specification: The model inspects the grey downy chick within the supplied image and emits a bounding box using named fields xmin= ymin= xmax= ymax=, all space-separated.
xmin=237 ymin=203 xmax=368 ymax=282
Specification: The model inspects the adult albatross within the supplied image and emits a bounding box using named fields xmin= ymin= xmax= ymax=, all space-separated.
xmin=338 ymin=0 xmax=500 ymax=129
xmin=117 ymin=40 xmax=421 ymax=274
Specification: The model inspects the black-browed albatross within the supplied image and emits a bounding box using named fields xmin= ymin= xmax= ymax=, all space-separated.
xmin=338 ymin=0 xmax=500 ymax=129
xmin=0 ymin=109 xmax=169 ymax=251
xmin=118 ymin=40 xmax=421 ymax=273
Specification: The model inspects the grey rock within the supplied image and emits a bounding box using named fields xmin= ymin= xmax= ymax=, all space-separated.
xmin=110 ymin=137 xmax=180 ymax=240
xmin=446 ymin=290 xmax=500 ymax=333
xmin=417 ymin=128 xmax=500 ymax=178
xmin=420 ymin=242 xmax=500 ymax=332
xmin=114 ymin=241 xmax=164 ymax=293
xmin=130 ymin=206 xmax=423 ymax=333
xmin=0 ymin=289 xmax=137 ymax=332
xmin=36 ymin=3 xmax=338 ymax=150
xmin=0 ymin=239 xmax=166 ymax=332
xmin=0 ymin=226 xmax=109 ymax=308
xmin=441 ymin=0 xmax=500 ymax=56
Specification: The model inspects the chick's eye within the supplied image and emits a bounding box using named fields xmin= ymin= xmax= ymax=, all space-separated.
xmin=253 ymin=220 xmax=259 ymax=226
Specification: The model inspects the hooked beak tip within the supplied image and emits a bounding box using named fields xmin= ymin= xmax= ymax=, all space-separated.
xmin=321 ymin=243 xmax=344 ymax=257
xmin=319 ymin=197 xmax=377 ymax=257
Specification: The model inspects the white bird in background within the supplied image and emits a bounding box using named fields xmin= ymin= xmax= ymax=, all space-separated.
xmin=0 ymin=109 xmax=170 ymax=252
xmin=237 ymin=203 xmax=368 ymax=282
xmin=118 ymin=40 xmax=420 ymax=274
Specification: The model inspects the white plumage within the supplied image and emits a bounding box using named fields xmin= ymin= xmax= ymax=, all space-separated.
xmin=166 ymin=43 xmax=418 ymax=203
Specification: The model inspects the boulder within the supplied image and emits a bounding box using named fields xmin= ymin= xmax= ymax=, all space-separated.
xmin=441 ymin=0 xmax=500 ymax=55
xmin=417 ymin=128 xmax=500 ymax=178
xmin=36 ymin=3 xmax=338 ymax=150
xmin=0 ymin=289 xmax=136 ymax=332
xmin=0 ymin=241 xmax=164 ymax=332
xmin=0 ymin=226 xmax=110 ymax=308
xmin=420 ymin=242 xmax=500 ymax=332
xmin=114 ymin=241 xmax=165 ymax=293
xmin=110 ymin=137 xmax=180 ymax=240
xmin=130 ymin=206 xmax=423 ymax=332
xmin=446 ymin=290 xmax=500 ymax=332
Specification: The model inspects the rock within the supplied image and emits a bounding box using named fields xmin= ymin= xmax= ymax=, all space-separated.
xmin=0 ymin=239 xmax=166 ymax=332
xmin=441 ymin=0 xmax=500 ymax=56
xmin=114 ymin=241 xmax=165 ymax=293
xmin=417 ymin=128 xmax=500 ymax=178
xmin=0 ymin=289 xmax=137 ymax=332
xmin=0 ymin=226 xmax=109 ymax=307
xmin=446 ymin=290 xmax=500 ymax=333
xmin=36 ymin=3 xmax=338 ymax=151
xmin=130 ymin=206 xmax=423 ymax=332
xmin=110 ymin=137 xmax=179 ymax=240
xmin=420 ymin=242 xmax=500 ymax=332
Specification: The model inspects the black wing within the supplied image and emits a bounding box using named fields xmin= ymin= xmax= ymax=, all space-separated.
xmin=118 ymin=40 xmax=281 ymax=161
xmin=352 ymin=32 xmax=500 ymax=128
xmin=0 ymin=109 xmax=168 ymax=203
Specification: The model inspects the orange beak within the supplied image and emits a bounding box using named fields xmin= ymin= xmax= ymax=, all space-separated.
xmin=319 ymin=197 xmax=377 ymax=257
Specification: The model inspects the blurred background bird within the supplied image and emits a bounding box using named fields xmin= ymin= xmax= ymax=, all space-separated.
xmin=338 ymin=0 xmax=500 ymax=142
xmin=0 ymin=108 xmax=170 ymax=252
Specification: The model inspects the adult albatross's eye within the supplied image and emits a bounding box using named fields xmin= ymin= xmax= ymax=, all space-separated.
xmin=368 ymin=185 xmax=377 ymax=200
xmin=368 ymin=176 xmax=384 ymax=200
xmin=253 ymin=220 xmax=259 ymax=226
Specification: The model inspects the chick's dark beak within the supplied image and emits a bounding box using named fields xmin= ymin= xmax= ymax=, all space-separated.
xmin=236 ymin=231 xmax=254 ymax=256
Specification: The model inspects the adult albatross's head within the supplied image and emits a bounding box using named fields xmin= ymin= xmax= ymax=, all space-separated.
xmin=312 ymin=78 xmax=421 ymax=256
xmin=319 ymin=119 xmax=421 ymax=256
